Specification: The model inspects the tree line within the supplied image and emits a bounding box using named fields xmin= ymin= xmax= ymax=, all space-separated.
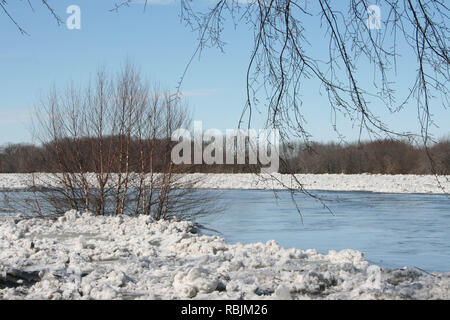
xmin=1 ymin=138 xmax=448 ymax=175
xmin=280 ymin=139 xmax=450 ymax=175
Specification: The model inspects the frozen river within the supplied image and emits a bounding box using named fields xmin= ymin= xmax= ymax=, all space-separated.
xmin=1 ymin=188 xmax=449 ymax=299
xmin=1 ymin=189 xmax=449 ymax=273
xmin=196 ymin=190 xmax=450 ymax=273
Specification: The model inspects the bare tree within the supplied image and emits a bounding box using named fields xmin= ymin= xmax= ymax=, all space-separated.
xmin=176 ymin=2 xmax=447 ymax=144
xmin=4 ymin=62 xmax=215 ymax=220
xmin=174 ymin=1 xmax=448 ymax=197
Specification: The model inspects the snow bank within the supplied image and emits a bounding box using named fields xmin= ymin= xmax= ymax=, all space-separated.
xmin=0 ymin=173 xmax=448 ymax=194
xmin=1 ymin=211 xmax=448 ymax=300
xmin=179 ymin=173 xmax=450 ymax=194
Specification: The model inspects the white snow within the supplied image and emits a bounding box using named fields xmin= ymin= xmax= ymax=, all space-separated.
xmin=0 ymin=173 xmax=449 ymax=194
xmin=1 ymin=211 xmax=449 ymax=300
xmin=1 ymin=173 xmax=448 ymax=299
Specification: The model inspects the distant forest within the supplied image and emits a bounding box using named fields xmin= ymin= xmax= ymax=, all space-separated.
xmin=0 ymin=138 xmax=449 ymax=175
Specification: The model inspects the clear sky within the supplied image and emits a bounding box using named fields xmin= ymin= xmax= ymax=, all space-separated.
xmin=0 ymin=0 xmax=448 ymax=145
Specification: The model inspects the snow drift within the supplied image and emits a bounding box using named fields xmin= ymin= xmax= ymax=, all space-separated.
xmin=1 ymin=211 xmax=448 ymax=300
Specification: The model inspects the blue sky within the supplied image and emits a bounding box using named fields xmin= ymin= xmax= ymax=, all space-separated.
xmin=0 ymin=0 xmax=448 ymax=144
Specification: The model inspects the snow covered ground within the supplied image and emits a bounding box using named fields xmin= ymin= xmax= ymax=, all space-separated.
xmin=1 ymin=211 xmax=449 ymax=300
xmin=0 ymin=173 xmax=449 ymax=194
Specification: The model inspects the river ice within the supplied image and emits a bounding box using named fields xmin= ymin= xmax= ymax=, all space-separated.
xmin=1 ymin=211 xmax=448 ymax=300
